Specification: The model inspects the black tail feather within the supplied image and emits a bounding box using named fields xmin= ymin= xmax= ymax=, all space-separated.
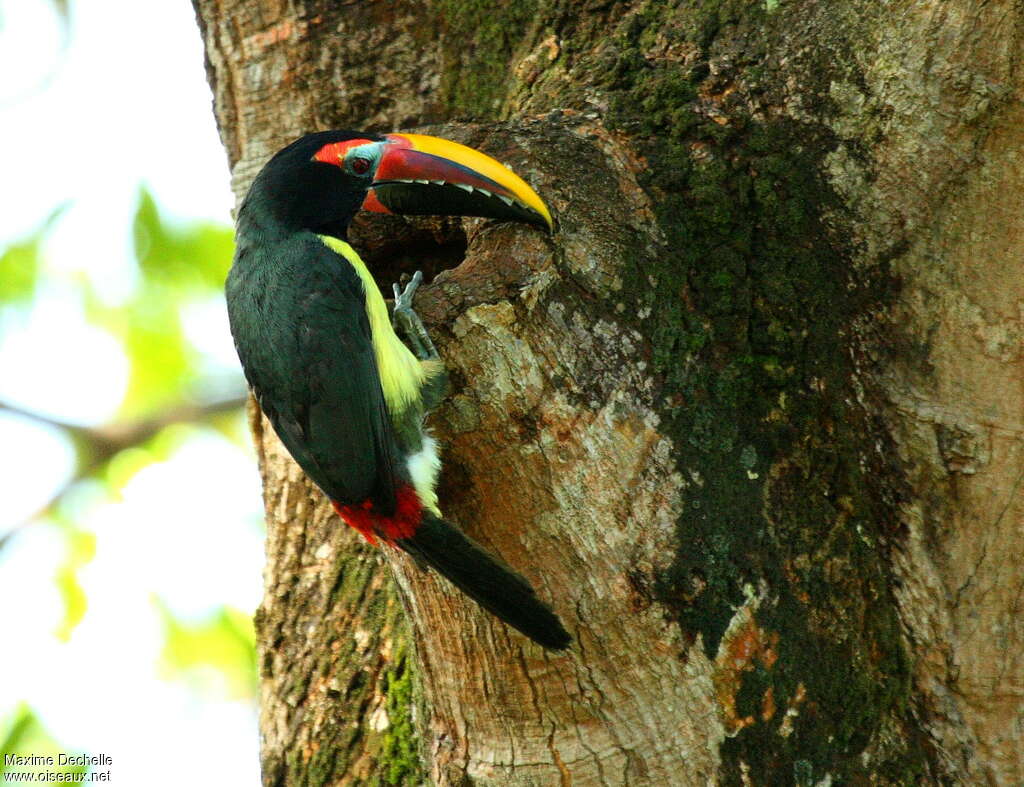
xmin=396 ymin=516 xmax=571 ymax=650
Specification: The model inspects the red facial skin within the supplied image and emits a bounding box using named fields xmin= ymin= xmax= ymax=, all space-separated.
xmin=312 ymin=138 xmax=374 ymax=166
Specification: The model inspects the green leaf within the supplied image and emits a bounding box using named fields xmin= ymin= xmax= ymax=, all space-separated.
xmin=104 ymin=446 xmax=157 ymax=494
xmin=84 ymin=282 xmax=196 ymax=418
xmin=0 ymin=240 xmax=42 ymax=303
xmin=0 ymin=705 xmax=87 ymax=779
xmin=0 ymin=705 xmax=35 ymax=773
xmin=120 ymin=294 xmax=194 ymax=415
xmin=53 ymin=525 xmax=96 ymax=642
xmin=154 ymin=599 xmax=257 ymax=700
xmin=133 ymin=187 xmax=234 ymax=292
xmin=101 ymin=424 xmax=195 ymax=494
xmin=0 ymin=205 xmax=67 ymax=305
xmin=74 ymin=189 xmax=236 ymax=418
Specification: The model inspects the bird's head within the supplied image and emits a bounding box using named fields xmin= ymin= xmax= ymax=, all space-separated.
xmin=244 ymin=130 xmax=553 ymax=238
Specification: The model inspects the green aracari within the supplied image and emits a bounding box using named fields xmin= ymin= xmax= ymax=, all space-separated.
xmin=227 ymin=131 xmax=570 ymax=650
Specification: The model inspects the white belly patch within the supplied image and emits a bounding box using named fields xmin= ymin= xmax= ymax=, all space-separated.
xmin=407 ymin=434 xmax=442 ymax=516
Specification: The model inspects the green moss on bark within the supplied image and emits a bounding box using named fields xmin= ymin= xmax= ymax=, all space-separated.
xmin=377 ymin=644 xmax=423 ymax=786
xmin=436 ymin=0 xmax=540 ymax=119
xmin=261 ymin=549 xmax=422 ymax=787
xmin=581 ymin=1 xmax=936 ymax=783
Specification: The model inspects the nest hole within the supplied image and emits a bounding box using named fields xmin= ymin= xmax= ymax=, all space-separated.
xmin=349 ymin=214 xmax=468 ymax=293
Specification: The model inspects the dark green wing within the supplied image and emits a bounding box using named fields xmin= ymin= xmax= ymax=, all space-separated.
xmin=227 ymin=233 xmax=399 ymax=514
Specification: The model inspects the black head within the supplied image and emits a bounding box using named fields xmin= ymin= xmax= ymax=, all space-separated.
xmin=240 ymin=130 xmax=385 ymax=238
xmin=238 ymin=130 xmax=553 ymax=239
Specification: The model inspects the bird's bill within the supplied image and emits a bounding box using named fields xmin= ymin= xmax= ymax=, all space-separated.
xmin=363 ymin=133 xmax=553 ymax=231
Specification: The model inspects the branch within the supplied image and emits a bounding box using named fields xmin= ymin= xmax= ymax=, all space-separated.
xmin=0 ymin=393 xmax=250 ymax=550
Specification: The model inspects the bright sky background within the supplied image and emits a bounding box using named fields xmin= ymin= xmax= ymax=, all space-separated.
xmin=0 ymin=1 xmax=263 ymax=784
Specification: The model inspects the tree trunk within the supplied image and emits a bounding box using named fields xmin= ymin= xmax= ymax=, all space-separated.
xmin=193 ymin=1 xmax=1024 ymax=784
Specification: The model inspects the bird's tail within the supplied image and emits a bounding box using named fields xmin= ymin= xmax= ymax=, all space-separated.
xmin=396 ymin=515 xmax=571 ymax=650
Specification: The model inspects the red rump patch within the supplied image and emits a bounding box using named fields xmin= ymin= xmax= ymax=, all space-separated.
xmin=333 ymin=486 xmax=422 ymax=546
xmin=313 ymin=139 xmax=374 ymax=167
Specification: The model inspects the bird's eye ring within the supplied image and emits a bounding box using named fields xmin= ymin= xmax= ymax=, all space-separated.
xmin=350 ymin=157 xmax=372 ymax=175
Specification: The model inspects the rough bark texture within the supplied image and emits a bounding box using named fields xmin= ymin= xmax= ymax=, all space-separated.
xmin=193 ymin=1 xmax=1024 ymax=784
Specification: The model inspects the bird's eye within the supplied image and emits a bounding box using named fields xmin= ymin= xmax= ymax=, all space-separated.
xmin=350 ymin=157 xmax=372 ymax=175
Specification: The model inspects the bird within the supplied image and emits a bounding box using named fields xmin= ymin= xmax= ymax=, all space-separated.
xmin=226 ymin=130 xmax=570 ymax=650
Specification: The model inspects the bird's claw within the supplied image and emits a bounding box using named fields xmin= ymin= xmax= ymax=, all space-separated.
xmin=391 ymin=270 xmax=438 ymax=361
xmin=392 ymin=270 xmax=423 ymax=316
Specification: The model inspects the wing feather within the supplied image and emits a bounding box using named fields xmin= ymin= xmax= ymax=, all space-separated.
xmin=227 ymin=234 xmax=399 ymax=514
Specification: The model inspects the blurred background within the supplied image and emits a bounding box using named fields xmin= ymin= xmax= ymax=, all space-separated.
xmin=1 ymin=1 xmax=263 ymax=783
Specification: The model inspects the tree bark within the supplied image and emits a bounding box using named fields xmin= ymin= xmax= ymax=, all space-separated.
xmin=194 ymin=1 xmax=1024 ymax=784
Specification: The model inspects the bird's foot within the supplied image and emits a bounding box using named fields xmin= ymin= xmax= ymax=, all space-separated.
xmin=392 ymin=271 xmax=439 ymax=361
xmin=392 ymin=270 xmax=421 ymax=314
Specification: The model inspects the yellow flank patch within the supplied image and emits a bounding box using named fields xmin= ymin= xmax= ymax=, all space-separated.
xmin=318 ymin=235 xmax=425 ymax=413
